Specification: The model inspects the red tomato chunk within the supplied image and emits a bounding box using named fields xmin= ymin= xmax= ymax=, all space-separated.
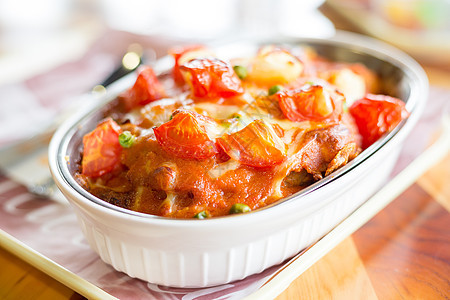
xmin=121 ymin=66 xmax=166 ymax=111
xmin=169 ymin=44 xmax=207 ymax=85
xmin=81 ymin=118 xmax=122 ymax=177
xmin=217 ymin=120 xmax=286 ymax=168
xmin=153 ymin=110 xmax=218 ymax=160
xmin=349 ymin=94 xmax=409 ymax=149
xmin=276 ymin=85 xmax=343 ymax=123
xmin=180 ymin=58 xmax=244 ymax=99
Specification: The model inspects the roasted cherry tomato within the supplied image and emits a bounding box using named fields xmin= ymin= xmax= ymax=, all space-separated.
xmin=169 ymin=45 xmax=208 ymax=85
xmin=121 ymin=66 xmax=166 ymax=111
xmin=82 ymin=118 xmax=122 ymax=177
xmin=349 ymin=94 xmax=409 ymax=149
xmin=217 ymin=120 xmax=286 ymax=168
xmin=215 ymin=141 xmax=231 ymax=163
xmin=180 ymin=58 xmax=244 ymax=99
xmin=153 ymin=110 xmax=217 ymax=159
xmin=276 ymin=85 xmax=342 ymax=122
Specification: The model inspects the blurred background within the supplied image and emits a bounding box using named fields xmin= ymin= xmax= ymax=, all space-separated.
xmin=0 ymin=0 xmax=449 ymax=85
xmin=0 ymin=1 xmax=449 ymax=298
xmin=0 ymin=0 xmax=335 ymax=85
xmin=0 ymin=0 xmax=449 ymax=145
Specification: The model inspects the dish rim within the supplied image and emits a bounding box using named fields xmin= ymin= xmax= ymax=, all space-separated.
xmin=49 ymin=31 xmax=428 ymax=226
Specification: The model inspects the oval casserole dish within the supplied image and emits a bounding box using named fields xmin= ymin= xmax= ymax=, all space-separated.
xmin=49 ymin=32 xmax=428 ymax=287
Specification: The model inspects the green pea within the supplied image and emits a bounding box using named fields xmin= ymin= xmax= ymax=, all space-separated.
xmin=119 ymin=131 xmax=136 ymax=148
xmin=229 ymin=203 xmax=251 ymax=214
xmin=268 ymin=85 xmax=283 ymax=96
xmin=233 ymin=65 xmax=247 ymax=80
xmin=194 ymin=211 xmax=210 ymax=219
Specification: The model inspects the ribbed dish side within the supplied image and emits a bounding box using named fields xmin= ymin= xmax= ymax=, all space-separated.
xmin=73 ymin=186 xmax=380 ymax=287
xmin=70 ymin=143 xmax=401 ymax=287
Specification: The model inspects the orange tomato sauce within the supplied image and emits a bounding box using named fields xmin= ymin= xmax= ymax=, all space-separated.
xmin=75 ymin=44 xmax=390 ymax=219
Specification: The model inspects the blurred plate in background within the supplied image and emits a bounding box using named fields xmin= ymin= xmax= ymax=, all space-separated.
xmin=326 ymin=0 xmax=450 ymax=67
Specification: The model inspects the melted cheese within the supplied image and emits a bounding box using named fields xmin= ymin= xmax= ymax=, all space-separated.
xmin=160 ymin=192 xmax=176 ymax=214
xmin=208 ymin=160 xmax=240 ymax=179
xmin=330 ymin=68 xmax=366 ymax=105
xmin=193 ymin=102 xmax=241 ymax=119
xmin=132 ymin=186 xmax=145 ymax=211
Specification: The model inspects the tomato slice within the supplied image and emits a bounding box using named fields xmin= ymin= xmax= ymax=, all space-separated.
xmin=217 ymin=120 xmax=286 ymax=168
xmin=169 ymin=45 xmax=207 ymax=85
xmin=121 ymin=66 xmax=166 ymax=111
xmin=153 ymin=110 xmax=217 ymax=159
xmin=349 ymin=94 xmax=409 ymax=149
xmin=82 ymin=118 xmax=123 ymax=177
xmin=180 ymin=58 xmax=244 ymax=99
xmin=276 ymin=85 xmax=342 ymax=122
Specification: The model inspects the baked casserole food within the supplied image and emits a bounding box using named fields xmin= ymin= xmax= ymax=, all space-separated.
xmin=50 ymin=34 xmax=427 ymax=287
xmin=75 ymin=44 xmax=408 ymax=218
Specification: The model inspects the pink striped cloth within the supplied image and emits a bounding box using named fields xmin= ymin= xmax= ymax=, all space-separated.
xmin=0 ymin=29 xmax=448 ymax=298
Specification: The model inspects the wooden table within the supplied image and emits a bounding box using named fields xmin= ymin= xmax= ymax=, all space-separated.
xmin=277 ymin=131 xmax=450 ymax=299
xmin=277 ymin=5 xmax=450 ymax=299
xmin=1 ymin=4 xmax=449 ymax=299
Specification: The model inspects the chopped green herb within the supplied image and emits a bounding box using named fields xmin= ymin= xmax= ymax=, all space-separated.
xmin=119 ymin=131 xmax=136 ymax=148
xmin=343 ymin=101 xmax=349 ymax=112
xmin=194 ymin=211 xmax=210 ymax=219
xmin=268 ymin=85 xmax=283 ymax=96
xmin=229 ymin=203 xmax=251 ymax=214
xmin=233 ymin=65 xmax=247 ymax=80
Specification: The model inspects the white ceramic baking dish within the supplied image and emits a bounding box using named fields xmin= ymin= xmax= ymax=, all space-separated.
xmin=48 ymin=31 xmax=428 ymax=288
